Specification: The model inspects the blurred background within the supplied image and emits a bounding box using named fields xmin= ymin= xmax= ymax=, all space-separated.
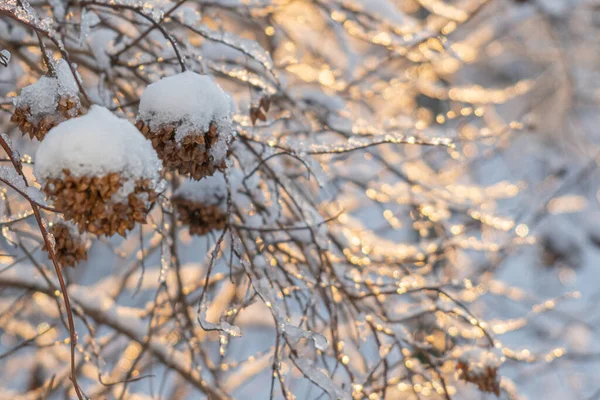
xmin=1 ymin=0 xmax=600 ymax=398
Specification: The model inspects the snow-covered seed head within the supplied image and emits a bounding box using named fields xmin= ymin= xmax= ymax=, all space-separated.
xmin=34 ymin=106 xmax=162 ymax=237
xmin=454 ymin=346 xmax=502 ymax=396
xmin=538 ymin=218 xmax=583 ymax=269
xmin=11 ymin=59 xmax=81 ymax=141
xmin=172 ymin=173 xmax=228 ymax=236
xmin=136 ymin=71 xmax=234 ymax=180
xmin=43 ymin=221 xmax=89 ymax=268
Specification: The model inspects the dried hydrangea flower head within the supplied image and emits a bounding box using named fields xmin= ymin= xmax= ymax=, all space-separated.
xmin=455 ymin=346 xmax=503 ymax=396
xmin=11 ymin=59 xmax=81 ymax=141
xmin=43 ymin=221 xmax=90 ymax=268
xmin=136 ymin=72 xmax=234 ymax=180
xmin=34 ymin=106 xmax=162 ymax=237
xmin=173 ymin=173 xmax=228 ymax=236
xmin=538 ymin=217 xmax=583 ymax=269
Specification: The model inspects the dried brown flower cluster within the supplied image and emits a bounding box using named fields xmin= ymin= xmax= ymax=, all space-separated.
xmin=457 ymin=361 xmax=500 ymax=396
xmin=43 ymin=222 xmax=88 ymax=267
xmin=136 ymin=120 xmax=227 ymax=180
xmin=42 ymin=169 xmax=158 ymax=237
xmin=172 ymin=196 xmax=227 ymax=236
xmin=250 ymin=97 xmax=271 ymax=125
xmin=11 ymin=95 xmax=81 ymax=141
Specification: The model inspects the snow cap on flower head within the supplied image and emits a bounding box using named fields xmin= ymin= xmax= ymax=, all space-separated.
xmin=136 ymin=72 xmax=234 ymax=180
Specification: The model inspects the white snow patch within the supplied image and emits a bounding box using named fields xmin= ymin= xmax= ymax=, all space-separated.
xmin=14 ymin=59 xmax=79 ymax=121
xmin=454 ymin=345 xmax=504 ymax=374
xmin=0 ymin=165 xmax=46 ymax=205
xmin=79 ymin=8 xmax=100 ymax=45
xmin=138 ymin=72 xmax=234 ymax=165
xmin=174 ymin=172 xmax=228 ymax=207
xmin=34 ymin=105 xmax=161 ymax=186
xmin=138 ymin=71 xmax=233 ymax=139
xmin=87 ymin=29 xmax=117 ymax=72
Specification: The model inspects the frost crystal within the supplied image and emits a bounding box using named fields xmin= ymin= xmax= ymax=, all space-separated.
xmin=42 ymin=217 xmax=55 ymax=249
xmin=198 ymin=300 xmax=242 ymax=337
xmin=284 ymin=323 xmax=328 ymax=351
xmin=195 ymin=26 xmax=274 ymax=71
xmin=295 ymin=359 xmax=350 ymax=400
